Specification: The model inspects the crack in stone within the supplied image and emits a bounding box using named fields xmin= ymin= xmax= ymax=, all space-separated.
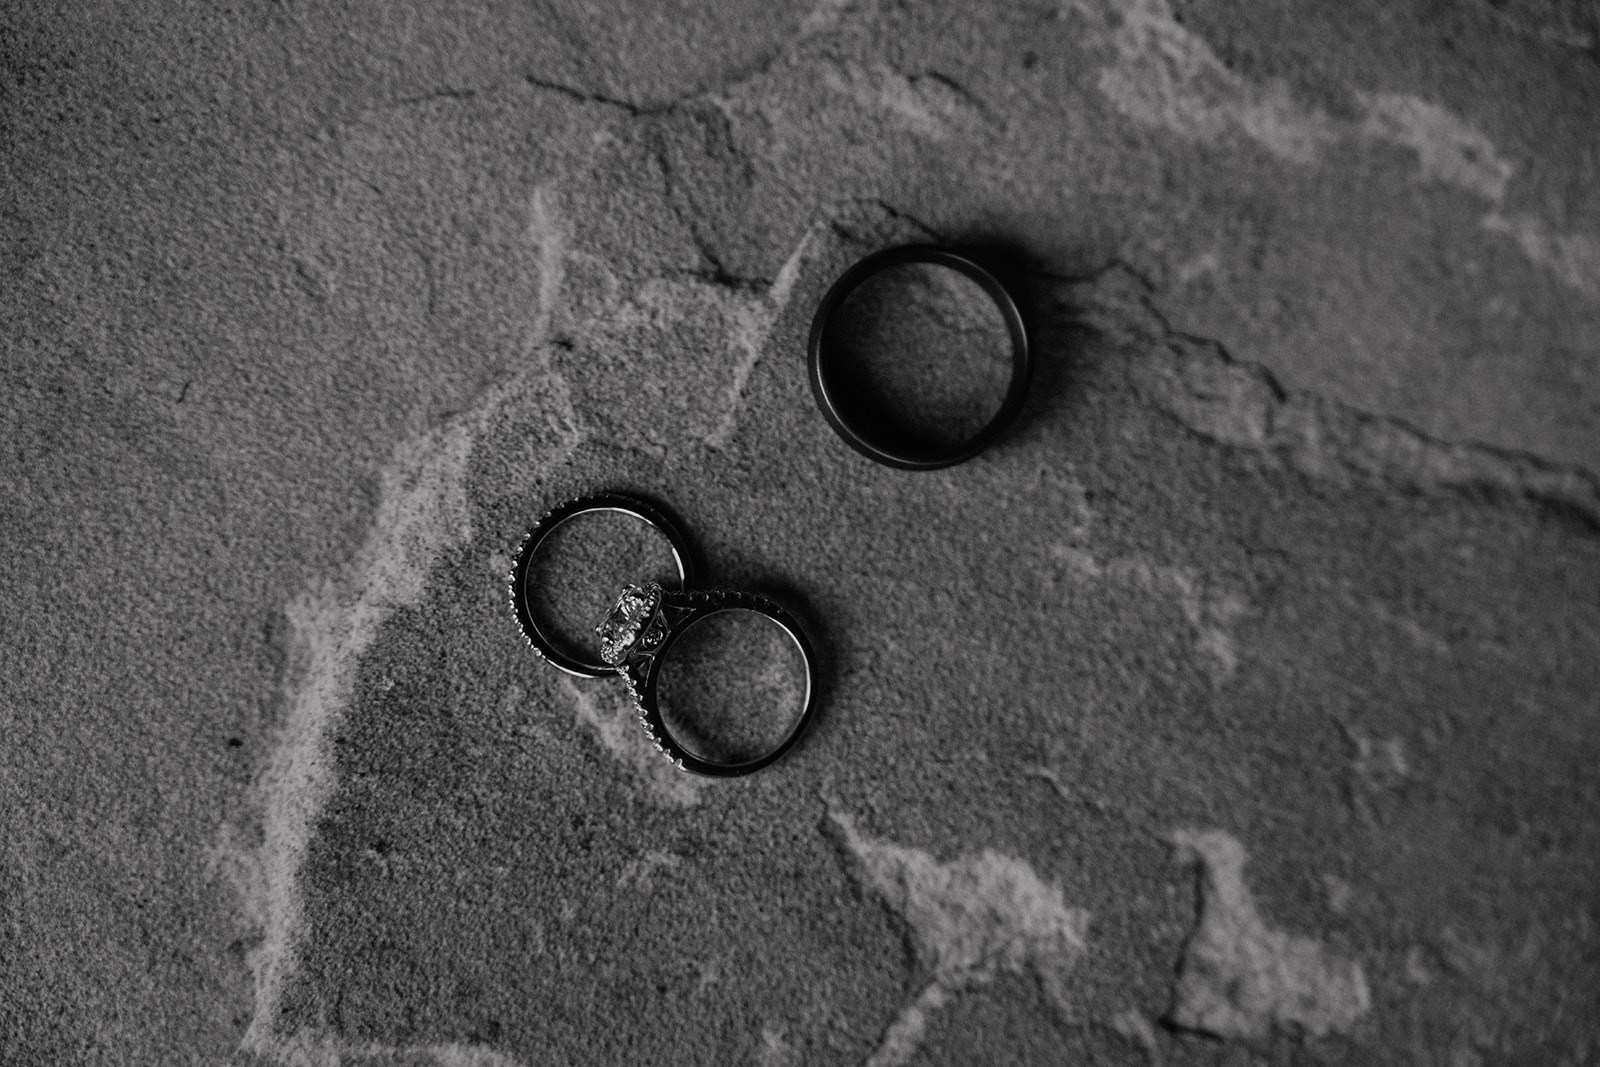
xmin=519 ymin=0 xmax=872 ymax=119
xmin=704 ymin=226 xmax=820 ymax=449
xmin=371 ymin=4 xmax=849 ymax=127
xmin=643 ymin=119 xmax=759 ymax=284
xmin=821 ymin=60 xmax=990 ymax=140
xmin=1066 ymin=263 xmax=1600 ymax=532
xmin=522 ymin=75 xmax=656 ymax=117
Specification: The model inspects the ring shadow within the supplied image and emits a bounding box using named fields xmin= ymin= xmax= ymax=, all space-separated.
xmin=722 ymin=575 xmax=839 ymax=771
xmin=932 ymin=232 xmax=1098 ymax=463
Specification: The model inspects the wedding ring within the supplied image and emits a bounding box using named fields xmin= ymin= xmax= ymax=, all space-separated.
xmin=596 ymin=582 xmax=818 ymax=777
xmin=808 ymin=244 xmax=1031 ymax=470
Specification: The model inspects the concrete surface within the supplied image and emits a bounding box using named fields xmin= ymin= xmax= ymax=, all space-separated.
xmin=3 ymin=0 xmax=1598 ymax=1063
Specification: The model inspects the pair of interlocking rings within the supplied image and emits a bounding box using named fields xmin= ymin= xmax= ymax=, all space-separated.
xmin=509 ymin=492 xmax=817 ymax=778
xmin=509 ymin=246 xmax=1030 ymax=776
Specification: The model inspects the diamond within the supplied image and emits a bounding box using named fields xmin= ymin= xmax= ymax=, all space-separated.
xmin=595 ymin=583 xmax=661 ymax=666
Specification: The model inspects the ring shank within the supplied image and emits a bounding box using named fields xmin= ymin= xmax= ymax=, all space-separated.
xmin=620 ymin=590 xmax=818 ymax=777
xmin=808 ymin=245 xmax=1031 ymax=471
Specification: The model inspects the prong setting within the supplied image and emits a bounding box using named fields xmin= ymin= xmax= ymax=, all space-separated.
xmin=595 ymin=582 xmax=663 ymax=666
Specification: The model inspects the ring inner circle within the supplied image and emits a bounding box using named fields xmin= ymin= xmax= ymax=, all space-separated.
xmin=522 ymin=510 xmax=684 ymax=670
xmin=820 ymin=260 xmax=1016 ymax=458
xmin=655 ymin=609 xmax=809 ymax=765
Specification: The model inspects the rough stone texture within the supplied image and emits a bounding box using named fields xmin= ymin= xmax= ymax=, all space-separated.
xmin=828 ymin=809 xmax=1090 ymax=1065
xmin=1167 ymin=828 xmax=1370 ymax=1041
xmin=3 ymin=0 xmax=1599 ymax=1065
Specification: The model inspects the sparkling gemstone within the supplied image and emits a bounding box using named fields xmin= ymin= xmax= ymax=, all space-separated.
xmin=595 ymin=583 xmax=661 ymax=665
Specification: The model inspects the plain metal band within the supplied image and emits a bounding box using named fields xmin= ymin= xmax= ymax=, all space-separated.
xmin=509 ymin=492 xmax=694 ymax=678
xmin=808 ymin=244 xmax=1032 ymax=471
xmin=617 ymin=589 xmax=818 ymax=778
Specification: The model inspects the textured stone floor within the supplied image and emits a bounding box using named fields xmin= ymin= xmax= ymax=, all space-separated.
xmin=3 ymin=1 xmax=1598 ymax=1064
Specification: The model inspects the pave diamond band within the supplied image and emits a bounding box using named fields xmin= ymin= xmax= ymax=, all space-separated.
xmin=599 ymin=583 xmax=818 ymax=778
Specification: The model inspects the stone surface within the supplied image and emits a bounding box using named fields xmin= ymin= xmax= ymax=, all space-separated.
xmin=829 ymin=808 xmax=1091 ymax=1065
xmin=3 ymin=0 xmax=1598 ymax=1064
xmin=1167 ymin=828 xmax=1371 ymax=1041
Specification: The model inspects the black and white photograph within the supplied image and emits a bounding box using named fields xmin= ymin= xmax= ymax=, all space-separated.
xmin=3 ymin=0 xmax=1598 ymax=1063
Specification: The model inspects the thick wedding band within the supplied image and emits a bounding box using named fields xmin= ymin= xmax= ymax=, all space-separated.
xmin=597 ymin=583 xmax=817 ymax=777
xmin=508 ymin=493 xmax=694 ymax=678
xmin=808 ymin=244 xmax=1031 ymax=471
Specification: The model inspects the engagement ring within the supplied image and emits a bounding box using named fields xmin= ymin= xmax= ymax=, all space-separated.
xmin=508 ymin=492 xmax=694 ymax=678
xmin=595 ymin=582 xmax=818 ymax=777
xmin=509 ymin=493 xmax=820 ymax=776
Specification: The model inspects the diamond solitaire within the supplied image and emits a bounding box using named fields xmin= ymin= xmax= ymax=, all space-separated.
xmin=595 ymin=583 xmax=662 ymax=665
